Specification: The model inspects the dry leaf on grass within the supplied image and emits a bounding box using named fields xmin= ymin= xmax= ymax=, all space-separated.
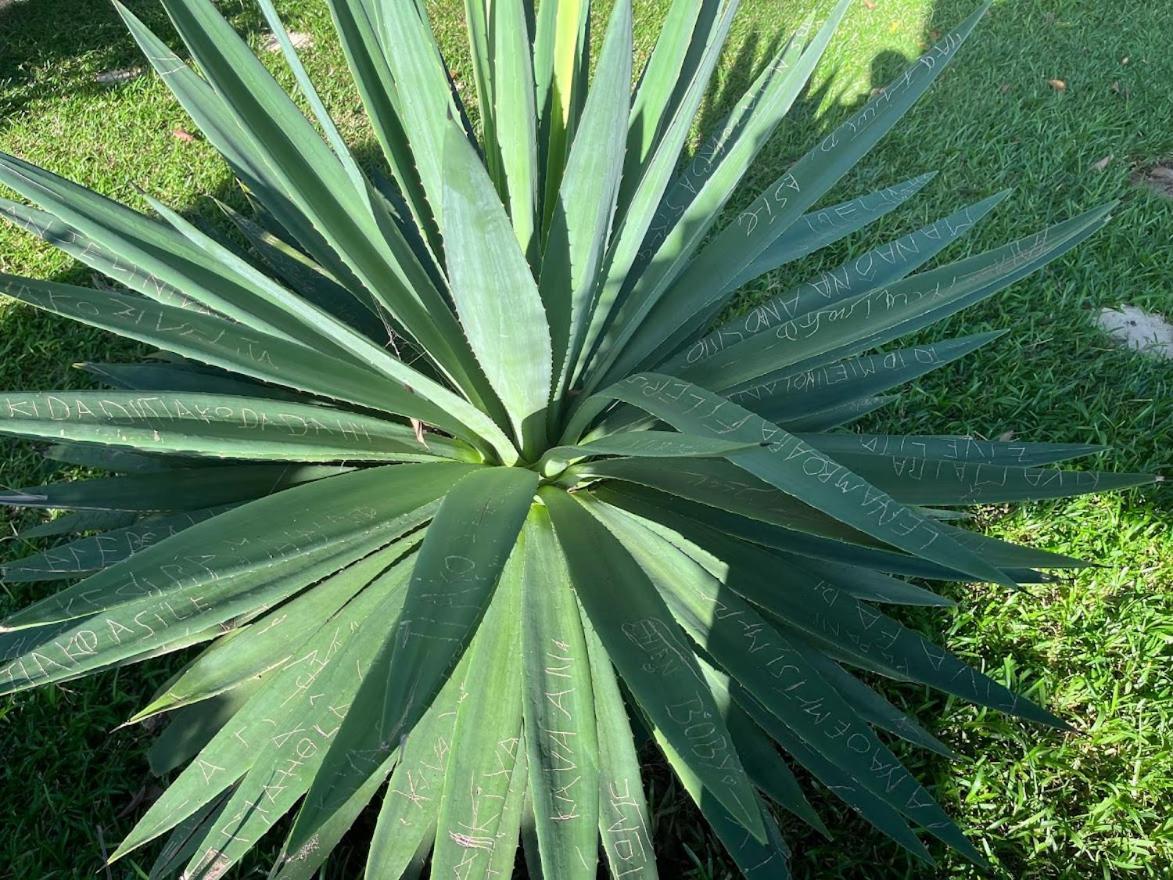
xmin=94 ymin=67 xmax=142 ymax=85
xmin=262 ymin=30 xmax=313 ymax=52
xmin=1096 ymin=305 xmax=1173 ymax=360
xmin=1133 ymin=163 xmax=1173 ymax=198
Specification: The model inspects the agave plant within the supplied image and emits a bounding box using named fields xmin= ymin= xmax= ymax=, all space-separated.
xmin=0 ymin=0 xmax=1155 ymax=876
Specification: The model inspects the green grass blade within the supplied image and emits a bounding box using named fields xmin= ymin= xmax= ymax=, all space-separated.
xmin=442 ymin=127 xmax=553 ymax=457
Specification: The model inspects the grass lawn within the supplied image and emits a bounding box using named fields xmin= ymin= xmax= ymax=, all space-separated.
xmin=1 ymin=0 xmax=1170 ymax=877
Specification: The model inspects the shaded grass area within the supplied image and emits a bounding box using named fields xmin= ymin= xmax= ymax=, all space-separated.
xmin=0 ymin=0 xmax=1170 ymax=877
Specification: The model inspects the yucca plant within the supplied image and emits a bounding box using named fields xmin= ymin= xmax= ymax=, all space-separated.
xmin=0 ymin=0 xmax=1157 ymax=876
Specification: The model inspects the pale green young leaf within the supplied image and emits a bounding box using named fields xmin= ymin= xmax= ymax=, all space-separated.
xmin=491 ymin=0 xmax=540 ymax=256
xmin=541 ymin=0 xmax=632 ymax=394
xmin=442 ymin=127 xmax=553 ymax=456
